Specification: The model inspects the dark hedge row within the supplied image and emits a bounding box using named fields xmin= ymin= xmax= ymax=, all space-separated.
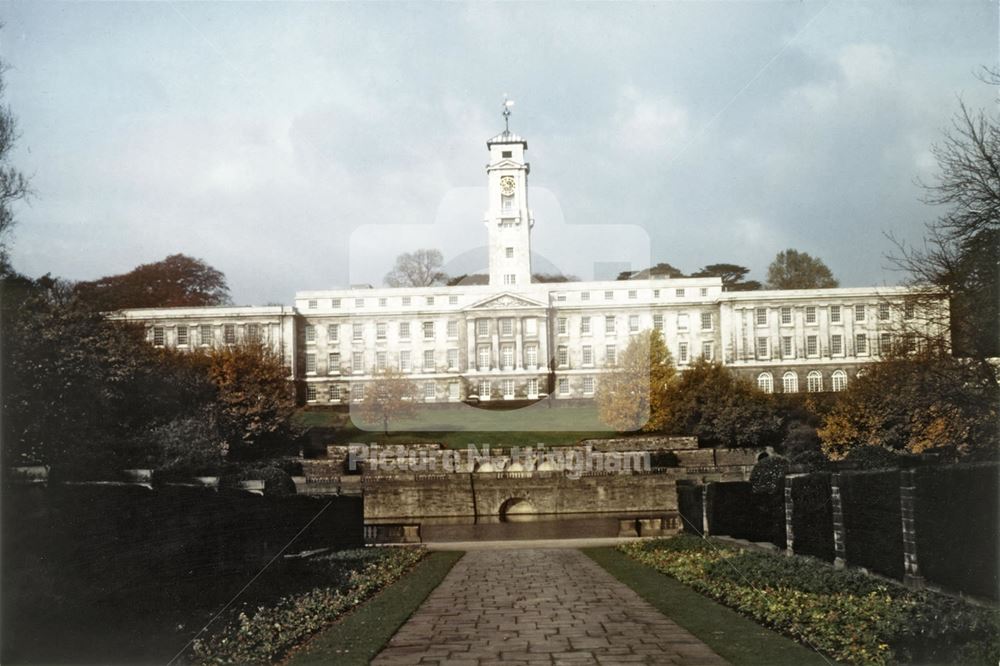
xmin=790 ymin=473 xmax=834 ymax=562
xmin=839 ymin=470 xmax=904 ymax=579
xmin=700 ymin=480 xmax=785 ymax=547
xmin=677 ymin=482 xmax=704 ymax=535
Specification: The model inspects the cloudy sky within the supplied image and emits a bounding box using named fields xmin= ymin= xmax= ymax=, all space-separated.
xmin=3 ymin=2 xmax=996 ymax=304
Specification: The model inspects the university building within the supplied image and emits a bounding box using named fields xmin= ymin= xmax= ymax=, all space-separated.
xmin=120 ymin=118 xmax=936 ymax=403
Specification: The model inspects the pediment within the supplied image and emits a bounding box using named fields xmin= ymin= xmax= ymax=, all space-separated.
xmin=467 ymin=292 xmax=547 ymax=310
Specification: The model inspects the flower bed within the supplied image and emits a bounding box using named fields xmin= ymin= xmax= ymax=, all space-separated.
xmin=619 ymin=536 xmax=999 ymax=665
xmin=192 ymin=547 xmax=425 ymax=665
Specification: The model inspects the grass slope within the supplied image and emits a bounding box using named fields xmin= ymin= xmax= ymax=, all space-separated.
xmin=285 ymin=550 xmax=463 ymax=666
xmin=582 ymin=547 xmax=831 ymax=666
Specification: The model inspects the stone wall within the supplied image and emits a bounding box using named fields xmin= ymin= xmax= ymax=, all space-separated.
xmin=578 ymin=436 xmax=698 ymax=451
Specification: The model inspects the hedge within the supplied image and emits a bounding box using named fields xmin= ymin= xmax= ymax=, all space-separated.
xmin=676 ymin=482 xmax=704 ymax=535
xmin=789 ymin=473 xmax=834 ymax=562
xmin=839 ymin=470 xmax=903 ymax=579
xmin=706 ymin=481 xmax=752 ymax=539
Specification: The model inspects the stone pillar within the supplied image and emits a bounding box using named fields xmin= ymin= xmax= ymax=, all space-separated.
xmin=618 ymin=519 xmax=638 ymax=537
xmin=514 ymin=317 xmax=523 ymax=370
xmin=900 ymin=469 xmax=924 ymax=588
xmin=491 ymin=322 xmax=500 ymax=371
xmin=784 ymin=474 xmax=797 ymax=555
xmin=701 ymin=484 xmax=710 ymax=536
xmin=831 ymin=472 xmax=847 ymax=569
xmin=466 ymin=319 xmax=476 ymax=371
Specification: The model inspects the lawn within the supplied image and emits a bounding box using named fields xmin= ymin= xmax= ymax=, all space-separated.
xmin=296 ymin=402 xmax=616 ymax=449
xmin=285 ymin=550 xmax=463 ymax=665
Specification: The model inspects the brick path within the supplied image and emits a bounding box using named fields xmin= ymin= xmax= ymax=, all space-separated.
xmin=373 ymin=548 xmax=728 ymax=665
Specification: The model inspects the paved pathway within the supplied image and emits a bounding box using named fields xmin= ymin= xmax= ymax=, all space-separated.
xmin=373 ymin=549 xmax=728 ymax=666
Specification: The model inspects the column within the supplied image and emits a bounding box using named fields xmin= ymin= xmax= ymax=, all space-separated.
xmin=831 ymin=473 xmax=847 ymax=569
xmin=466 ymin=319 xmax=476 ymax=371
xmin=900 ymin=469 xmax=924 ymax=588
xmin=784 ymin=475 xmax=797 ymax=555
xmin=514 ymin=317 xmax=523 ymax=370
xmin=490 ymin=319 xmax=500 ymax=371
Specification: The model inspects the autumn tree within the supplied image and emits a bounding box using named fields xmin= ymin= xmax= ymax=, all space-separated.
xmin=0 ymin=55 xmax=31 ymax=274
xmin=766 ymin=249 xmax=839 ymax=289
xmin=658 ymin=359 xmax=782 ymax=448
xmin=384 ymin=249 xmax=448 ymax=287
xmin=690 ymin=263 xmax=762 ymax=291
xmin=356 ymin=368 xmax=417 ymax=435
xmin=75 ymin=254 xmax=231 ymax=311
xmin=596 ymin=330 xmax=674 ymax=432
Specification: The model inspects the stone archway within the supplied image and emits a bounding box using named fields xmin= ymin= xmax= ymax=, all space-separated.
xmin=499 ymin=497 xmax=538 ymax=522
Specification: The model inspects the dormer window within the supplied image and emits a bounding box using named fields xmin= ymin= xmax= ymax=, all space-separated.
xmin=502 ymin=150 xmax=512 ymax=158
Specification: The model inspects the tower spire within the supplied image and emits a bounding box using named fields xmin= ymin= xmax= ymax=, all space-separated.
xmin=502 ymin=94 xmax=514 ymax=133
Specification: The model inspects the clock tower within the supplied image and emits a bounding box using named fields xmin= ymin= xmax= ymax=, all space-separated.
xmin=485 ymin=98 xmax=533 ymax=288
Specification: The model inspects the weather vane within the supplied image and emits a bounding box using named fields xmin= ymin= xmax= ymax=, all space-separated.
xmin=502 ymin=94 xmax=515 ymax=133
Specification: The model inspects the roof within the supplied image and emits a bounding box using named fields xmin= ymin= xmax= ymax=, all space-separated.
xmin=486 ymin=130 xmax=527 ymax=148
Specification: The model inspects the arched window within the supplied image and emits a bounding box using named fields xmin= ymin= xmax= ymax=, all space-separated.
xmin=807 ymin=371 xmax=823 ymax=393
xmin=757 ymin=372 xmax=773 ymax=394
xmin=782 ymin=371 xmax=799 ymax=394
xmin=832 ymin=370 xmax=848 ymax=392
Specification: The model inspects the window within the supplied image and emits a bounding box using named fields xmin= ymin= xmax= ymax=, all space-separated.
xmin=830 ymin=305 xmax=841 ymax=323
xmin=376 ymin=351 xmax=387 ymax=371
xmin=379 ymin=297 xmax=387 ymax=307
xmin=502 ymin=150 xmax=512 ymax=158
xmin=152 ymin=326 xmax=165 ymax=346
xmin=423 ymin=350 xmax=435 ymax=372
xmin=526 ymin=378 xmax=539 ymax=398
xmin=426 ymin=296 xmax=435 ymax=306
xmin=700 ymin=312 xmax=712 ymax=330
xmin=477 ymin=319 xmax=489 ymax=337
xmin=581 ymin=317 xmax=592 ymax=335
xmin=330 ymin=384 xmax=342 ymax=402
xmin=904 ymin=332 xmax=917 ymax=352
xmin=755 ymin=308 xmax=767 ymax=326
xmin=306 ymin=384 xmax=317 ymax=402
xmin=879 ymin=302 xmax=890 ymax=321
xmin=629 ymin=315 xmax=639 ymax=333
xmin=399 ymin=350 xmax=411 ymax=372
xmin=501 ymin=318 xmax=514 ymax=336
xmin=501 ymin=345 xmax=514 ymax=369
xmin=832 ymin=370 xmax=848 ymax=392
xmin=782 ymin=336 xmax=793 ymax=358
xmin=224 ymin=324 xmax=236 ymax=345
xmin=807 ymin=371 xmax=823 ymax=393
xmin=352 ymin=352 xmax=364 ymax=373
xmin=329 ymin=352 xmax=341 ymax=374
xmin=449 ymin=295 xmax=458 ymax=305
xmin=177 ymin=326 xmax=189 ymax=346
xmin=505 ymin=247 xmax=514 ymax=258
xmin=604 ymin=290 xmax=614 ymax=301
xmin=831 ymin=334 xmax=843 ymax=355
xmin=904 ymin=302 xmax=915 ymax=320
xmin=355 ymin=298 xmax=364 ymax=308
xmin=401 ymin=296 xmax=411 ymax=307
xmin=353 ymin=323 xmax=363 ymax=341
xmin=581 ymin=291 xmax=591 ymax=301
xmin=583 ymin=376 xmax=595 ymax=395
xmin=447 ymin=320 xmax=458 ymax=338
xmin=557 ymin=317 xmax=567 ymax=335
xmin=557 ymin=346 xmax=568 ymax=367
xmin=306 ymin=352 xmax=316 ymax=374
xmin=605 ymin=316 xmax=615 ymax=334
xmin=628 ymin=289 xmax=637 ymax=300
xmin=399 ymin=322 xmax=410 ymax=339
xmin=805 ymin=306 xmax=817 ymax=324
xmin=502 ymin=196 xmax=514 ymax=213
xmin=854 ymin=304 xmax=866 ymax=322
xmin=582 ymin=345 xmax=593 ymax=366
xmin=523 ymin=318 xmax=537 ymax=336
xmin=200 ymin=324 xmax=212 ymax=346
xmin=782 ymin=371 xmax=799 ymax=393
xmin=757 ymin=372 xmax=773 ymax=394
xmin=558 ymin=377 xmax=570 ymax=395
xmin=606 ymin=345 xmax=617 ymax=366
xmin=447 ymin=348 xmax=459 ymax=369
xmin=700 ymin=287 xmax=708 ymax=297
xmin=424 ymin=382 xmax=436 ymax=401
xmin=653 ymin=289 xmax=660 ymax=298
xmin=449 ymin=382 xmax=460 ymax=401
xmin=478 ymin=345 xmax=491 ymax=369
xmin=856 ymin=334 xmax=868 ymax=355
xmin=780 ymin=307 xmax=792 ymax=325
xmin=423 ymin=321 xmax=434 ymax=339
xmin=653 ymin=314 xmax=664 ymax=331
xmin=305 ymin=325 xmax=316 ymax=343
xmin=478 ymin=380 xmax=491 ymax=399
xmin=332 ymin=298 xmax=341 ymax=309
xmin=701 ymin=341 xmax=713 ymax=360
xmin=880 ymin=333 xmax=892 ymax=354
xmin=555 ymin=292 xmax=567 ymax=301
xmin=504 ymin=274 xmax=516 ymax=285
xmin=755 ymin=336 xmax=769 ymax=359
xmin=806 ymin=335 xmax=818 ymax=356
xmin=329 ymin=324 xmax=339 ymax=342
xmin=677 ymin=313 xmax=689 ymax=330
xmin=376 ymin=322 xmax=387 ymax=340
xmin=525 ymin=345 xmax=538 ymax=368
xmin=678 ymin=342 xmax=689 ymax=364
xmin=308 ymin=299 xmax=317 ymax=309
xmin=351 ymin=383 xmax=364 ymax=402
xmin=246 ymin=323 xmax=261 ymax=342
xmin=675 ymin=288 xmax=685 ymax=298
xmin=502 ymin=379 xmax=515 ymax=399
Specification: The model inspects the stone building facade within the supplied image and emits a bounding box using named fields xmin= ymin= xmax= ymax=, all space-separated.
xmin=120 ymin=121 xmax=941 ymax=404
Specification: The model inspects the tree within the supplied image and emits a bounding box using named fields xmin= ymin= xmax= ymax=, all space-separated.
xmin=617 ymin=262 xmax=685 ymax=280
xmin=766 ymin=249 xmax=839 ymax=289
xmin=817 ymin=348 xmax=998 ymax=461
xmin=690 ymin=263 xmax=762 ymax=291
xmin=889 ymin=70 xmax=1000 ymax=372
xmin=74 ymin=254 xmax=231 ymax=311
xmin=384 ymin=249 xmax=448 ymax=287
xmin=356 ymin=368 xmax=417 ymax=435
xmin=0 ymin=55 xmax=31 ymax=274
xmin=446 ymin=273 xmax=488 ymax=286
xmin=532 ymin=272 xmax=578 ymax=283
xmin=596 ymin=330 xmax=674 ymax=432
xmin=658 ymin=360 xmax=783 ymax=447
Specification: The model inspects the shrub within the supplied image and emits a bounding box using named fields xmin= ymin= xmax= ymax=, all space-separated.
xmin=844 ymin=445 xmax=902 ymax=470
xmin=749 ymin=456 xmax=789 ymax=494
xmin=789 ymin=449 xmax=831 ymax=472
xmin=649 ymin=450 xmax=680 ymax=467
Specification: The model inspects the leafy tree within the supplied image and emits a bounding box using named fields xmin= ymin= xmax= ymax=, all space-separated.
xmin=617 ymin=262 xmax=685 ymax=280
xmin=356 ymin=368 xmax=417 ymax=435
xmin=74 ymin=253 xmax=231 ymax=311
xmin=690 ymin=263 xmax=762 ymax=291
xmin=384 ymin=249 xmax=448 ymax=287
xmin=532 ymin=272 xmax=578 ymax=283
xmin=749 ymin=456 xmax=789 ymax=494
xmin=206 ymin=342 xmax=298 ymax=457
xmin=766 ymin=249 xmax=839 ymax=289
xmin=658 ymin=359 xmax=783 ymax=447
xmin=596 ymin=330 xmax=674 ymax=432
xmin=817 ymin=348 xmax=998 ymax=460
xmin=0 ymin=55 xmax=30 ymax=274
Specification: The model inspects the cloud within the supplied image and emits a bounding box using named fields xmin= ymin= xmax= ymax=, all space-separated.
xmin=612 ymin=86 xmax=690 ymax=154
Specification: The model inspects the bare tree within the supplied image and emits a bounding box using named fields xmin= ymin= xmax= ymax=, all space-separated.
xmin=384 ymin=249 xmax=448 ymax=287
xmin=0 ymin=56 xmax=31 ymax=273
xmin=356 ymin=368 xmax=417 ymax=435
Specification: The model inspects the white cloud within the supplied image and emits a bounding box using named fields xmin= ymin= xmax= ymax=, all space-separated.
xmin=612 ymin=86 xmax=690 ymax=154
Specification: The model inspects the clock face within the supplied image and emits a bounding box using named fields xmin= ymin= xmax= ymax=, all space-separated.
xmin=500 ymin=176 xmax=516 ymax=196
